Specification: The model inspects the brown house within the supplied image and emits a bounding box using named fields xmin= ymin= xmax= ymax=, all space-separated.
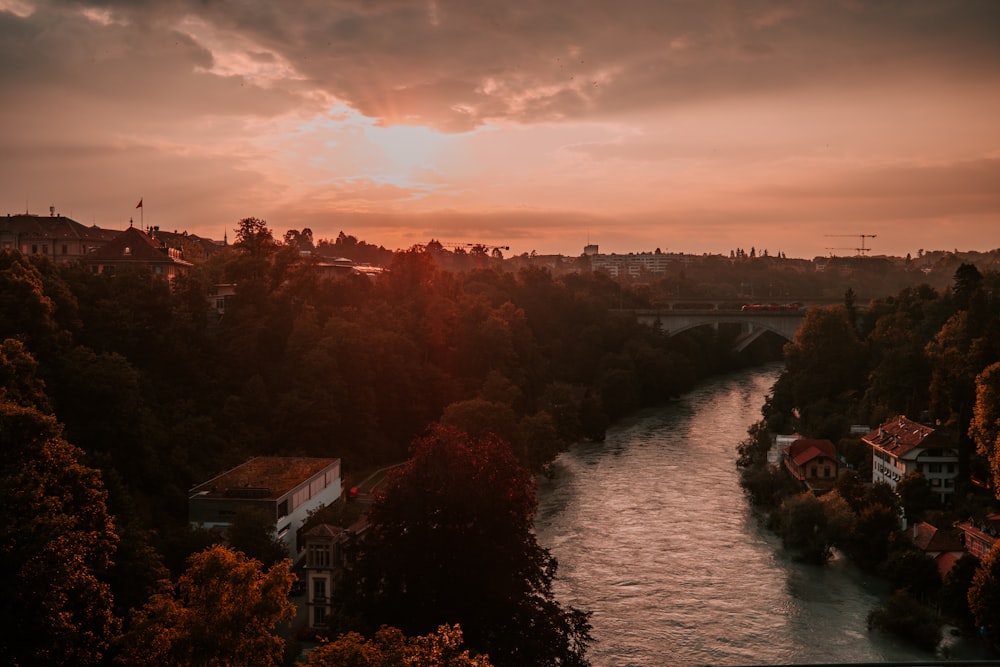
xmin=956 ymin=513 xmax=1000 ymax=560
xmin=82 ymin=225 xmax=192 ymax=282
xmin=783 ymin=438 xmax=839 ymax=493
xmin=1 ymin=211 xmax=117 ymax=262
xmin=909 ymin=521 xmax=964 ymax=576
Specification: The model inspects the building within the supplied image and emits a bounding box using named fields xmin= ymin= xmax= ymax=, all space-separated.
xmin=208 ymin=283 xmax=237 ymax=320
xmin=189 ymin=456 xmax=342 ymax=561
xmin=908 ymin=521 xmax=964 ymax=576
xmin=589 ymin=250 xmax=680 ymax=277
xmin=783 ymin=437 xmax=839 ymax=493
xmin=82 ymin=225 xmax=193 ymax=282
xmin=1 ymin=210 xmax=117 ymax=261
xmin=956 ymin=513 xmax=1000 ymax=559
xmin=861 ymin=416 xmax=959 ymax=504
xmin=300 ymin=518 xmax=368 ymax=628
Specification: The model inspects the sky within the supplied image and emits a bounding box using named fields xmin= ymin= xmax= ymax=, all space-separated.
xmin=1 ymin=0 xmax=998 ymax=260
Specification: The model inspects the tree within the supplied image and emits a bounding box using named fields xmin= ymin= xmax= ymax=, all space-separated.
xmin=736 ymin=420 xmax=771 ymax=469
xmin=879 ymin=548 xmax=941 ymax=600
xmin=233 ymin=217 xmax=276 ymax=258
xmin=895 ymin=472 xmax=940 ymax=522
xmin=847 ymin=502 xmax=900 ymax=570
xmin=782 ymin=306 xmax=866 ymax=415
xmin=0 ymin=346 xmax=120 ymax=666
xmin=346 ymin=425 xmax=592 ymax=667
xmin=952 ymin=262 xmax=983 ymax=312
xmin=117 ymin=545 xmax=295 ymax=666
xmin=867 ymin=589 xmax=941 ymax=652
xmin=940 ymin=554 xmax=980 ymax=628
xmin=227 ymin=506 xmax=289 ymax=567
xmin=776 ymin=492 xmax=832 ymax=563
xmin=970 ymin=361 xmax=1000 ymax=496
xmin=968 ymin=542 xmax=1000 ymax=646
xmin=230 ymin=217 xmax=277 ymax=283
xmin=300 ymin=624 xmax=494 ymax=667
xmin=844 ymin=286 xmax=858 ymax=334
xmin=0 ymin=251 xmax=66 ymax=354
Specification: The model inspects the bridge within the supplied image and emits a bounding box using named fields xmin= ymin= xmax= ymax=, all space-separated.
xmin=618 ymin=303 xmax=813 ymax=351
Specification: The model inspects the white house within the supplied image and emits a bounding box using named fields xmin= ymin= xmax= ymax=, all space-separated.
xmin=861 ymin=416 xmax=958 ymax=504
xmin=189 ymin=456 xmax=342 ymax=561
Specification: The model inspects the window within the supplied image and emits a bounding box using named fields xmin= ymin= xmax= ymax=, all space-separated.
xmin=41 ymin=244 xmax=48 ymax=255
xmin=308 ymin=543 xmax=332 ymax=568
xmin=61 ymin=245 xmax=67 ymax=255
xmin=823 ymin=467 xmax=831 ymax=478
xmin=124 ymin=246 xmax=131 ymax=256
xmin=31 ymin=244 xmax=37 ymax=253
xmin=313 ymin=606 xmax=327 ymax=626
xmin=313 ymin=578 xmax=327 ymax=601
xmin=277 ymin=500 xmax=288 ymax=519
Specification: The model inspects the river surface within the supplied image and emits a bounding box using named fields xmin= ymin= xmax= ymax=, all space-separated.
xmin=534 ymin=364 xmax=987 ymax=667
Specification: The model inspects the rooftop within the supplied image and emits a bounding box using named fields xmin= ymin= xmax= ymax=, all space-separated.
xmin=862 ymin=415 xmax=950 ymax=457
xmin=786 ymin=438 xmax=837 ymax=466
xmin=190 ymin=456 xmax=339 ymax=501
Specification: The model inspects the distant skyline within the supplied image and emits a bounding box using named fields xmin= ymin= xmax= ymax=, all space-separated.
xmin=2 ymin=1 xmax=998 ymax=260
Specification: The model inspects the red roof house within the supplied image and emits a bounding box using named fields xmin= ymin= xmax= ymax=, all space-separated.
xmin=783 ymin=438 xmax=839 ymax=492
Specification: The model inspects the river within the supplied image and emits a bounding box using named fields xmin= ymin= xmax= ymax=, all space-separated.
xmin=534 ymin=364 xmax=989 ymax=667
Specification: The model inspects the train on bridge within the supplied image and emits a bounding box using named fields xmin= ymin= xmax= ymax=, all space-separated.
xmin=739 ymin=303 xmax=803 ymax=312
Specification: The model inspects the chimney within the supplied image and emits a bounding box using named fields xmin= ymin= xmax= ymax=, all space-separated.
xmin=49 ymin=205 xmax=55 ymax=217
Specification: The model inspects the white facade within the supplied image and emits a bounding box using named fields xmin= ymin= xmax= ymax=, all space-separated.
xmin=189 ymin=457 xmax=342 ymax=561
xmin=863 ymin=417 xmax=958 ymax=504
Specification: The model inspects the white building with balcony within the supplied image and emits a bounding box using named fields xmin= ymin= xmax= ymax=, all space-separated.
xmin=862 ymin=416 xmax=958 ymax=504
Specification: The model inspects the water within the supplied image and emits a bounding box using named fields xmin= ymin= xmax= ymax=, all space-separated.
xmin=534 ymin=365 xmax=977 ymax=666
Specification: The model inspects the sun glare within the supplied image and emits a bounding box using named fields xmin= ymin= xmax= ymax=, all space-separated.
xmin=362 ymin=123 xmax=455 ymax=186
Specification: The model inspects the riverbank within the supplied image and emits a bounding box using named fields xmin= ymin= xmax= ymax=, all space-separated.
xmin=535 ymin=365 xmax=970 ymax=666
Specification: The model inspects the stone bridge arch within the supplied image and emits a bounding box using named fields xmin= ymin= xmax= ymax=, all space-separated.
xmin=621 ymin=308 xmax=807 ymax=351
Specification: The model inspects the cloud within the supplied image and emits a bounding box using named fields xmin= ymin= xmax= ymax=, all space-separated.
xmin=753 ymin=158 xmax=1000 ymax=217
xmin=2 ymin=0 xmax=998 ymax=259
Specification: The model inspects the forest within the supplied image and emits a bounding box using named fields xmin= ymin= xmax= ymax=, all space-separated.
xmin=3 ymin=216 xmax=999 ymax=665
xmin=737 ymin=262 xmax=1000 ymax=652
xmin=1 ymin=219 xmax=772 ymax=666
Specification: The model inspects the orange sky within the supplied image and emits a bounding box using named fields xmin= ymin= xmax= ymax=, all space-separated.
xmin=1 ymin=1 xmax=998 ymax=259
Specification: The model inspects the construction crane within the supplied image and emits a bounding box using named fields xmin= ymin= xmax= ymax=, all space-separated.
xmin=824 ymin=233 xmax=876 ymax=256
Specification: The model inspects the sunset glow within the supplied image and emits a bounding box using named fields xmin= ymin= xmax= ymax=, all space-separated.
xmin=2 ymin=1 xmax=997 ymax=258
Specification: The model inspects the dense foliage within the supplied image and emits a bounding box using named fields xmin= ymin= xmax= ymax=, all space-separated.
xmin=116 ymin=545 xmax=295 ymax=666
xmin=345 ymin=425 xmax=591 ymax=667
xmin=737 ymin=262 xmax=1000 ymax=650
xmin=0 ymin=340 xmax=120 ymax=666
xmin=7 ymin=220 xmax=996 ymax=662
xmin=2 ymin=223 xmax=772 ymax=665
xmin=300 ymin=624 xmax=493 ymax=667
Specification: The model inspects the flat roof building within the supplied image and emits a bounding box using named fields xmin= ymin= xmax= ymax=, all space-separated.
xmin=189 ymin=456 xmax=342 ymax=561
